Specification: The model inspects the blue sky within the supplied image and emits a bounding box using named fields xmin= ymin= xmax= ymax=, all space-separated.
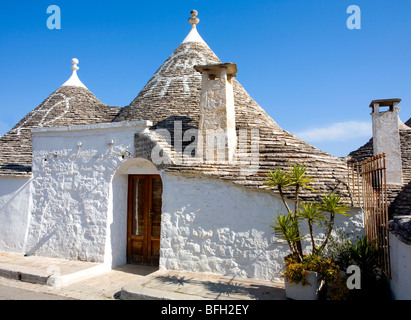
xmin=1 ymin=0 xmax=411 ymax=157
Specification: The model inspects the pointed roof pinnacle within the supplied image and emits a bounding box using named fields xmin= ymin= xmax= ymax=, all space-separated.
xmin=61 ymin=58 xmax=88 ymax=89
xmin=71 ymin=58 xmax=80 ymax=71
xmin=181 ymin=10 xmax=206 ymax=45
xmin=189 ymin=10 xmax=200 ymax=29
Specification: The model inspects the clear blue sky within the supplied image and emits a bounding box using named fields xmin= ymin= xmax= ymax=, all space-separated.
xmin=1 ymin=0 xmax=411 ymax=157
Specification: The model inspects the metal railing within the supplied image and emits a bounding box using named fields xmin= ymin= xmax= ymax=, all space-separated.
xmin=348 ymin=153 xmax=390 ymax=278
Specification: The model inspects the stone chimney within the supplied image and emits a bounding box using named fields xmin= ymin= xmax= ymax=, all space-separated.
xmin=194 ymin=63 xmax=237 ymax=163
xmin=370 ymin=98 xmax=403 ymax=185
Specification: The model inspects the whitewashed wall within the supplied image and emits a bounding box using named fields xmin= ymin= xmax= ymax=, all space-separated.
xmin=25 ymin=121 xmax=152 ymax=266
xmin=159 ymin=173 xmax=364 ymax=281
xmin=389 ymin=233 xmax=411 ymax=299
xmin=21 ymin=119 xmax=364 ymax=282
xmin=0 ymin=177 xmax=32 ymax=253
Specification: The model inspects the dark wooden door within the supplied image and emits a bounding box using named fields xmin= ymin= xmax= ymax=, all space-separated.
xmin=127 ymin=175 xmax=162 ymax=266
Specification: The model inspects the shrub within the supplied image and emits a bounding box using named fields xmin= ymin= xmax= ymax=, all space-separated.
xmin=283 ymin=253 xmax=340 ymax=286
xmin=324 ymin=235 xmax=391 ymax=300
xmin=265 ymin=164 xmax=352 ymax=261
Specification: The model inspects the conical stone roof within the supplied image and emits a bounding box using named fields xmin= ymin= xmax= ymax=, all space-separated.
xmin=114 ymin=40 xmax=281 ymax=132
xmin=0 ymin=60 xmax=121 ymax=176
xmin=114 ymin=12 xmax=352 ymax=202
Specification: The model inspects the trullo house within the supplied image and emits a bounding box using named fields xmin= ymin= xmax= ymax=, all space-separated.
xmin=0 ymin=11 xmax=366 ymax=282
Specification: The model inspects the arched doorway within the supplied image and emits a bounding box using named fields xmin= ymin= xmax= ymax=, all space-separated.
xmin=110 ymin=158 xmax=162 ymax=268
xmin=127 ymin=174 xmax=162 ymax=265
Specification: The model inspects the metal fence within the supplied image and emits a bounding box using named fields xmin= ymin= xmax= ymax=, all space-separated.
xmin=347 ymin=153 xmax=391 ymax=278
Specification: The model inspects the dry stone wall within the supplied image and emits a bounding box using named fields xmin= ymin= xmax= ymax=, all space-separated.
xmin=159 ymin=173 xmax=364 ymax=281
xmin=0 ymin=177 xmax=32 ymax=253
xmin=24 ymin=122 xmax=151 ymax=263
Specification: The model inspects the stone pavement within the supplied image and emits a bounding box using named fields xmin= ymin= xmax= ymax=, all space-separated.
xmin=0 ymin=252 xmax=286 ymax=300
xmin=121 ymin=269 xmax=286 ymax=300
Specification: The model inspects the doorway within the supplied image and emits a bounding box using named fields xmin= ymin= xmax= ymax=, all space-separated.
xmin=127 ymin=175 xmax=162 ymax=266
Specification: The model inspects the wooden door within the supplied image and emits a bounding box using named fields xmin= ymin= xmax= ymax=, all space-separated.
xmin=127 ymin=175 xmax=162 ymax=266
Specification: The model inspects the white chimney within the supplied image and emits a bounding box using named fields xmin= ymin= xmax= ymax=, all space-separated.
xmin=370 ymin=98 xmax=403 ymax=185
xmin=194 ymin=63 xmax=237 ymax=163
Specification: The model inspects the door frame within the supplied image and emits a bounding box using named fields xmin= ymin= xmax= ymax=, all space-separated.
xmin=126 ymin=174 xmax=162 ymax=265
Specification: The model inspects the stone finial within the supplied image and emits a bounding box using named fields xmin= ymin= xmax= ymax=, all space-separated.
xmin=61 ymin=58 xmax=87 ymax=89
xmin=189 ymin=10 xmax=200 ymax=28
xmin=71 ymin=58 xmax=79 ymax=71
xmin=181 ymin=10 xmax=206 ymax=44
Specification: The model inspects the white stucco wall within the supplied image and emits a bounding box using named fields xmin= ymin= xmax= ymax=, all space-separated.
xmin=25 ymin=121 xmax=153 ymax=265
xmin=389 ymin=233 xmax=411 ymax=300
xmin=0 ymin=176 xmax=32 ymax=253
xmin=21 ymin=120 xmax=364 ymax=282
xmin=159 ymin=173 xmax=364 ymax=281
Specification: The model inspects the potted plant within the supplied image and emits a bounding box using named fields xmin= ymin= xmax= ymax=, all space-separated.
xmin=265 ymin=164 xmax=352 ymax=300
xmin=283 ymin=253 xmax=340 ymax=300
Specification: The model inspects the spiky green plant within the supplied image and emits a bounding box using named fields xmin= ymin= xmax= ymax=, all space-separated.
xmin=298 ymin=202 xmax=326 ymax=253
xmin=271 ymin=213 xmax=304 ymax=261
xmin=287 ymin=164 xmax=316 ymax=214
xmin=317 ymin=192 xmax=352 ymax=252
xmin=265 ymin=164 xmax=352 ymax=264
xmin=264 ymin=169 xmax=293 ymax=213
xmin=265 ymin=164 xmax=318 ymax=258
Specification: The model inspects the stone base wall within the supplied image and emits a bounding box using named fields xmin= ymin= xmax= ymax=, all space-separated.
xmin=24 ymin=122 xmax=151 ymax=264
xmin=389 ymin=232 xmax=411 ymax=299
xmin=160 ymin=173 xmax=364 ymax=281
xmin=0 ymin=177 xmax=32 ymax=253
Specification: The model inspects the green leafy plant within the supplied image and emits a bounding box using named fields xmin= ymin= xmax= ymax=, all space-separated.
xmin=298 ymin=202 xmax=325 ymax=253
xmin=287 ymin=164 xmax=316 ymax=215
xmin=316 ymin=192 xmax=352 ymax=253
xmin=264 ymin=163 xmax=352 ymax=290
xmin=324 ymin=235 xmax=391 ymax=300
xmin=271 ymin=213 xmax=304 ymax=261
xmin=265 ymin=169 xmax=293 ymax=213
xmin=347 ymin=236 xmax=378 ymax=270
xmin=346 ymin=236 xmax=391 ymax=300
xmin=326 ymin=235 xmax=379 ymax=273
xmin=265 ymin=164 xmax=352 ymax=260
xmin=264 ymin=164 xmax=316 ymax=260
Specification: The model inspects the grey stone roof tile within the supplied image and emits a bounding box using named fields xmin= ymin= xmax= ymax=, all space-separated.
xmin=114 ymin=41 xmax=351 ymax=203
xmin=0 ymin=86 xmax=121 ymax=176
